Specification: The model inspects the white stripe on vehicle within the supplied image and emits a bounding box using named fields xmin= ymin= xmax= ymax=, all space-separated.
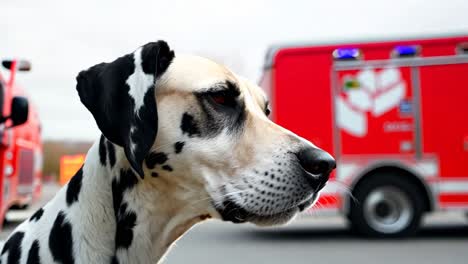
xmin=438 ymin=180 xmax=468 ymax=193
xmin=336 ymin=163 xmax=359 ymax=182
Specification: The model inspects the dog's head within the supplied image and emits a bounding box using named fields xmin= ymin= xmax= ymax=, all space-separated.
xmin=76 ymin=41 xmax=335 ymax=226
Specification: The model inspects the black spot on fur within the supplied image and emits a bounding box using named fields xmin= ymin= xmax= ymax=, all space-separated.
xmin=111 ymin=170 xmax=140 ymax=252
xmin=128 ymin=87 xmax=158 ymax=178
xmin=145 ymin=152 xmax=168 ymax=169
xmin=66 ymin=167 xmax=83 ymax=206
xmin=49 ymin=211 xmax=75 ymax=264
xmin=151 ymin=172 xmax=159 ymax=177
xmin=26 ymin=240 xmax=41 ymax=264
xmin=29 ymin=208 xmax=44 ymax=222
xmin=115 ymin=203 xmax=137 ymax=249
xmin=111 ymin=169 xmax=139 ymax=218
xmin=99 ymin=135 xmax=107 ymax=166
xmin=1 ymin=232 xmax=24 ymax=264
xmin=141 ymin=41 xmax=175 ymax=75
xmin=106 ymin=140 xmax=116 ymax=168
xmin=162 ymin=165 xmax=173 ymax=172
xmin=194 ymin=81 xmax=246 ymax=136
xmin=174 ymin=141 xmax=185 ymax=154
xmin=181 ymin=113 xmax=200 ymax=137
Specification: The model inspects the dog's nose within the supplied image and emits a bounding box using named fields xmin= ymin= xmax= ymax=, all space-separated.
xmin=296 ymin=147 xmax=336 ymax=185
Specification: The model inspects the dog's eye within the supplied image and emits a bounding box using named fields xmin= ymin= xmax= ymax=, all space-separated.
xmin=212 ymin=94 xmax=226 ymax=105
xmin=265 ymin=102 xmax=271 ymax=116
xmin=208 ymin=91 xmax=237 ymax=108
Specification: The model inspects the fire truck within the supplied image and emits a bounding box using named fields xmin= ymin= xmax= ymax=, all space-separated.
xmin=260 ymin=34 xmax=468 ymax=237
xmin=0 ymin=58 xmax=43 ymax=227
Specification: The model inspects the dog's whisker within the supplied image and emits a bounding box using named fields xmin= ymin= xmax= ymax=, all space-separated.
xmin=309 ymin=201 xmax=323 ymax=214
xmin=331 ymin=181 xmax=359 ymax=205
xmin=187 ymin=189 xmax=249 ymax=207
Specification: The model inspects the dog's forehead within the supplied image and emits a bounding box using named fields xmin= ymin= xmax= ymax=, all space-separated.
xmin=159 ymin=55 xmax=237 ymax=93
xmin=239 ymin=77 xmax=268 ymax=105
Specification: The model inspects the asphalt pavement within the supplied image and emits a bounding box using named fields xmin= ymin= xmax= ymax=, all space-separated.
xmin=166 ymin=216 xmax=468 ymax=264
xmin=2 ymin=183 xmax=468 ymax=264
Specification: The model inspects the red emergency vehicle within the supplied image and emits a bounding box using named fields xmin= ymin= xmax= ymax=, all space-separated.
xmin=0 ymin=59 xmax=43 ymax=227
xmin=260 ymin=34 xmax=468 ymax=237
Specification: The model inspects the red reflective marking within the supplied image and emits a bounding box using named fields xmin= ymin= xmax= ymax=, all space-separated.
xmin=316 ymin=194 xmax=341 ymax=208
xmin=439 ymin=193 xmax=468 ymax=204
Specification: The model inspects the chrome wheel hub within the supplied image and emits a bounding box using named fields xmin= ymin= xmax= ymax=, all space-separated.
xmin=363 ymin=186 xmax=412 ymax=234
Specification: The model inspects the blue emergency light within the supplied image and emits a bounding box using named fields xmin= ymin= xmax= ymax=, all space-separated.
xmin=333 ymin=48 xmax=361 ymax=60
xmin=392 ymin=45 xmax=420 ymax=57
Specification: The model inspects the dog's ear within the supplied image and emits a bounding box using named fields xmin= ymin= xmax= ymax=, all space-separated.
xmin=76 ymin=41 xmax=174 ymax=177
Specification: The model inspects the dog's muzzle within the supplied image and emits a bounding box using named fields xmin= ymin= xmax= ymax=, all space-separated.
xmin=215 ymin=146 xmax=335 ymax=225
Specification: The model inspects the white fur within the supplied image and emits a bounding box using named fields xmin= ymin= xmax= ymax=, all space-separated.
xmin=127 ymin=47 xmax=155 ymax=114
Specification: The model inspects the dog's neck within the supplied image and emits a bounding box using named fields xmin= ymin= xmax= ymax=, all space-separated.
xmin=80 ymin=137 xmax=212 ymax=263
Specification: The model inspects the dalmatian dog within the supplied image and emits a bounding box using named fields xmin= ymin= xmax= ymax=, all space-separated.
xmin=0 ymin=41 xmax=335 ymax=264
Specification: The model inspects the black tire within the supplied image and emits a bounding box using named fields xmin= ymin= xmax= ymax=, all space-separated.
xmin=349 ymin=172 xmax=424 ymax=238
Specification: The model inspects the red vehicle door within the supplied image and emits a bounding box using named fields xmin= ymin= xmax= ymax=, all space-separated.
xmin=333 ymin=62 xmax=418 ymax=158
xmin=419 ymin=57 xmax=468 ymax=178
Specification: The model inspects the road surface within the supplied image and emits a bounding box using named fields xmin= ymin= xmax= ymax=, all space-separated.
xmin=2 ymin=183 xmax=468 ymax=264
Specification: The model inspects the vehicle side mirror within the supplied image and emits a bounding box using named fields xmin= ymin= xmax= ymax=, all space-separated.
xmin=9 ymin=96 xmax=29 ymax=127
xmin=2 ymin=60 xmax=32 ymax=72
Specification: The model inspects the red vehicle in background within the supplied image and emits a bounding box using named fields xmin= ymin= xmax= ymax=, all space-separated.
xmin=0 ymin=59 xmax=43 ymax=228
xmin=261 ymin=34 xmax=468 ymax=237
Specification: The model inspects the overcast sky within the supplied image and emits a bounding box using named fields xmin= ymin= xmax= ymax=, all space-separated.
xmin=2 ymin=0 xmax=468 ymax=141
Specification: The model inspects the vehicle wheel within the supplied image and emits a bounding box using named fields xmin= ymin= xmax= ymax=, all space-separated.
xmin=349 ymin=173 xmax=424 ymax=237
